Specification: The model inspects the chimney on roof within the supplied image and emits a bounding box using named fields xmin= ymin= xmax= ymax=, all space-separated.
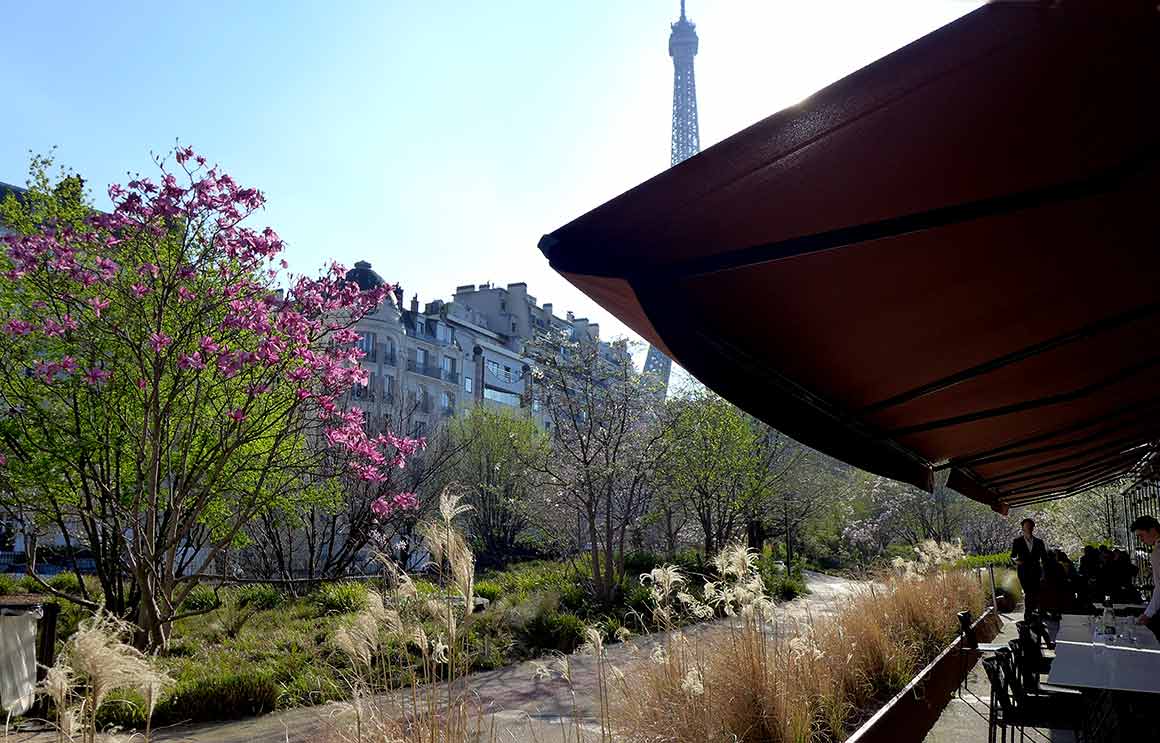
xmin=410 ymin=294 xmax=419 ymax=313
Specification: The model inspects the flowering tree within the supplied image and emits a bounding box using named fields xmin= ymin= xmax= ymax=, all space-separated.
xmin=0 ymin=151 xmax=420 ymax=648
xmin=527 ymin=332 xmax=674 ymax=607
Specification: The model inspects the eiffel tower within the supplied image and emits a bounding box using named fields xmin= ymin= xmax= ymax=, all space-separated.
xmin=643 ymin=0 xmax=700 ymax=392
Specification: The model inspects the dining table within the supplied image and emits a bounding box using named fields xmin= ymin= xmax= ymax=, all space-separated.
xmin=1046 ymin=613 xmax=1160 ymax=740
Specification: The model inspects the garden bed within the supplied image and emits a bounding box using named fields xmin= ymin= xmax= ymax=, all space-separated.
xmin=846 ymin=608 xmax=1001 ymax=743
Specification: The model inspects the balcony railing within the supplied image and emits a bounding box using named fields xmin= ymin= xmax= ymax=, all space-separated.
xmin=440 ymin=406 xmax=455 ymax=418
xmin=415 ymin=399 xmax=433 ymax=414
xmin=362 ymin=347 xmax=377 ymax=362
xmin=406 ymin=359 xmax=442 ymax=380
xmin=442 ymin=369 xmax=459 ymax=383
xmin=408 ymin=328 xmax=451 ymax=345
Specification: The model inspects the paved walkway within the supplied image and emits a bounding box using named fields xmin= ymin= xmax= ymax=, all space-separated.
xmin=9 ymin=572 xmax=860 ymax=743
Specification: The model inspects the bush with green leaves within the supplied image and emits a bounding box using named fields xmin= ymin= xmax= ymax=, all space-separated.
xmin=522 ymin=610 xmax=586 ymax=654
xmin=474 ymin=579 xmax=502 ymax=603
xmin=235 ymin=583 xmax=284 ymax=610
xmin=181 ymin=584 xmax=221 ymax=613
xmin=0 ymin=573 xmax=44 ymax=595
xmin=954 ymin=552 xmax=1012 ymax=570
xmin=310 ymin=581 xmax=369 ymax=615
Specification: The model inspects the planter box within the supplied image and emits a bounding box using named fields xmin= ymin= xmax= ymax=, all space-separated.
xmin=846 ymin=608 xmax=1001 ymax=743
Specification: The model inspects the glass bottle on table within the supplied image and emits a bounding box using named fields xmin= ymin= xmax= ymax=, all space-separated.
xmin=1100 ymin=595 xmax=1115 ymax=641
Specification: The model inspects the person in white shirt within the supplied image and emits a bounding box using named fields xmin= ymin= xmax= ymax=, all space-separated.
xmin=1130 ymin=515 xmax=1160 ymax=640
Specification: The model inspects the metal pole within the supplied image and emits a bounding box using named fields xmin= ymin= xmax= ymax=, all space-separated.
xmin=988 ymin=563 xmax=999 ymax=615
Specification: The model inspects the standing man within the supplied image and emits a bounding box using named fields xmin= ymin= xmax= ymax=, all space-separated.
xmin=1011 ymin=517 xmax=1047 ymax=620
xmin=1130 ymin=515 xmax=1160 ymax=640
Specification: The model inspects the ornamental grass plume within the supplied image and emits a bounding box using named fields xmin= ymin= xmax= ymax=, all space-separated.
xmin=611 ymin=550 xmax=986 ymax=742
xmin=37 ymin=612 xmax=172 ymax=743
xmin=324 ymin=485 xmax=494 ymax=743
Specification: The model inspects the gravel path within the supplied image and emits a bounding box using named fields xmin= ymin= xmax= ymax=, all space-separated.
xmin=9 ymin=572 xmax=862 ymax=743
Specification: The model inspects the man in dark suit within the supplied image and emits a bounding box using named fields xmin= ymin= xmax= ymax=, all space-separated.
xmin=1010 ymin=517 xmax=1047 ymax=620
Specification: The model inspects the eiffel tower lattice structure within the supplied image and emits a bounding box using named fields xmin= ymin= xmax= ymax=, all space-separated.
xmin=643 ymin=0 xmax=701 ymax=392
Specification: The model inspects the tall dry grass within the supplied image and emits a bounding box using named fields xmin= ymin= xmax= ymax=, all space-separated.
xmin=33 ymin=612 xmax=173 ymax=743
xmin=611 ymin=547 xmax=985 ymax=743
xmin=323 ymin=486 xmax=521 ymax=743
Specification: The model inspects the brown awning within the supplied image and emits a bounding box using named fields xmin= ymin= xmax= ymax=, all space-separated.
xmin=539 ymin=1 xmax=1160 ymax=513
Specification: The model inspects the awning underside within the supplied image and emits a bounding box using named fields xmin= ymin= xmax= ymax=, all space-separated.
xmin=540 ymin=2 xmax=1160 ymax=512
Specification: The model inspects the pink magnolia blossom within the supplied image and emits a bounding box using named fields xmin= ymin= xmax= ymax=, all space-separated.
xmin=227 ymin=408 xmax=247 ymax=423
xmin=131 ymin=283 xmax=151 ymax=298
xmin=147 ymin=332 xmax=172 ymax=353
xmin=3 ymin=319 xmax=34 ymax=336
xmin=370 ymin=492 xmax=419 ymax=519
xmin=95 ymin=257 xmax=119 ymax=280
xmin=177 ymin=352 xmax=205 ymax=370
xmin=88 ymin=297 xmax=110 ymax=317
xmin=177 ymin=286 xmax=196 ymax=302
xmin=83 ymin=368 xmax=112 ymax=386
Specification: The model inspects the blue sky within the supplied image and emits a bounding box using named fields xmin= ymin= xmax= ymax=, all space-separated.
xmin=2 ymin=0 xmax=979 ymax=351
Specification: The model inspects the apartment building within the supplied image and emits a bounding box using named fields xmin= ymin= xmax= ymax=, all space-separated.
xmin=344 ymin=267 xmax=622 ymax=435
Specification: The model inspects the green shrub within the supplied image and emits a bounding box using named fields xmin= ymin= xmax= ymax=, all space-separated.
xmin=766 ymin=574 xmax=808 ymax=601
xmin=235 ymin=583 xmax=284 ymax=610
xmin=624 ymin=551 xmax=662 ymax=576
xmin=46 ymin=572 xmax=84 ymax=595
xmin=522 ymin=610 xmax=586 ymax=654
xmin=954 ymin=552 xmax=1012 ymax=570
xmin=622 ymin=581 xmax=653 ymax=617
xmin=474 ymin=579 xmax=502 ymax=603
xmin=0 ymin=574 xmax=21 ymax=595
xmin=413 ymin=578 xmax=439 ymax=597
xmin=181 ymin=584 xmax=221 ymax=613
xmin=559 ymin=581 xmax=590 ymax=614
xmin=156 ymin=667 xmax=280 ymax=724
xmin=480 ymin=561 xmax=573 ymax=602
xmin=310 ymin=581 xmax=368 ymax=615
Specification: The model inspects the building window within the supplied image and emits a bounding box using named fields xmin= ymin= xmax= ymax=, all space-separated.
xmin=442 ymin=356 xmax=455 ymax=373
xmin=384 ymin=375 xmax=394 ymax=398
xmin=465 ymin=376 xmax=473 ymax=393
xmin=416 ymin=347 xmax=427 ymax=366
xmin=503 ymin=365 xmax=513 ymax=382
xmin=486 ymin=360 xmax=500 ymax=378
xmin=358 ymin=332 xmax=375 ymax=354
xmin=440 ymin=391 xmax=452 ymax=410
xmin=532 ymin=399 xmax=542 ymax=413
xmin=483 ymin=387 xmax=521 ymax=407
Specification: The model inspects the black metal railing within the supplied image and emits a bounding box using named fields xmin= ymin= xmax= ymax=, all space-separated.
xmin=407 ymin=359 xmax=442 ymax=380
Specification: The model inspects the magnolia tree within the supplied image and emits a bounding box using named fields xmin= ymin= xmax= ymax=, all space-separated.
xmin=0 ymin=151 xmax=420 ymax=648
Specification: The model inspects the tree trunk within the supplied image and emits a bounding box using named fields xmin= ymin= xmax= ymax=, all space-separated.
xmin=747 ymin=520 xmax=764 ymax=551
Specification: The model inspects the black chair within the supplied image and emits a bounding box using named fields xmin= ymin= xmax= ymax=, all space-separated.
xmin=958 ymin=610 xmax=1005 ymax=697
xmin=982 ymin=650 xmax=1084 ymax=743
xmin=1015 ymin=621 xmax=1054 ymax=671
